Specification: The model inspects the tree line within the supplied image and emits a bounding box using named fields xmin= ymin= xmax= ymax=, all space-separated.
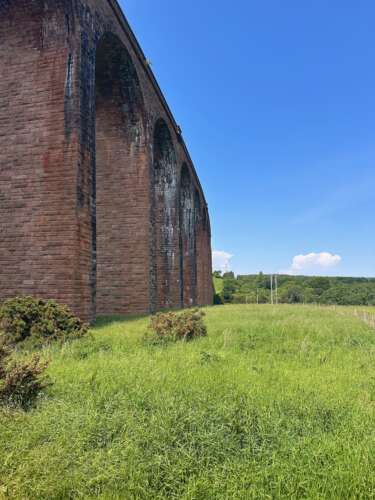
xmin=213 ymin=271 xmax=375 ymax=306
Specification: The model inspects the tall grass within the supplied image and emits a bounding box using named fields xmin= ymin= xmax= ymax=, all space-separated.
xmin=1 ymin=305 xmax=375 ymax=499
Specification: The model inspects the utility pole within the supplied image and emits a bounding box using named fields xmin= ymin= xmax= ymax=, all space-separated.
xmin=256 ymin=288 xmax=259 ymax=305
xmin=275 ymin=274 xmax=278 ymax=305
xmin=270 ymin=274 xmax=274 ymax=305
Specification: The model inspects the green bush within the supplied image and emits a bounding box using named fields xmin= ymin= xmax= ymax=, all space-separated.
xmin=0 ymin=344 xmax=9 ymax=379
xmin=0 ymin=296 xmax=88 ymax=346
xmin=148 ymin=309 xmax=207 ymax=343
xmin=0 ymin=344 xmax=50 ymax=410
xmin=213 ymin=293 xmax=224 ymax=305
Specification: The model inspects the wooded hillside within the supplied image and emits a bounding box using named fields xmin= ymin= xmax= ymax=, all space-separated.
xmin=213 ymin=272 xmax=375 ymax=306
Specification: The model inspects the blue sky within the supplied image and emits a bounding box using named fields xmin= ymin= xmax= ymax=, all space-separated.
xmin=121 ymin=0 xmax=375 ymax=277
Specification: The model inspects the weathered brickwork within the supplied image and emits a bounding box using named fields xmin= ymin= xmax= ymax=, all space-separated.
xmin=0 ymin=0 xmax=213 ymax=321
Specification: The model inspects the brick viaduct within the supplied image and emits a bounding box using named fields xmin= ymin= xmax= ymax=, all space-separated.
xmin=0 ymin=0 xmax=213 ymax=321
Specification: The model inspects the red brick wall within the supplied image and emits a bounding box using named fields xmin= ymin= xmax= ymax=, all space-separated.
xmin=0 ymin=1 xmax=92 ymax=317
xmin=0 ymin=0 xmax=213 ymax=321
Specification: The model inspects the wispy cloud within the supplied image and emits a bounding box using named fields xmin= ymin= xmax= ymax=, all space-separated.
xmin=212 ymin=250 xmax=233 ymax=272
xmin=292 ymin=168 xmax=374 ymax=226
xmin=282 ymin=252 xmax=342 ymax=275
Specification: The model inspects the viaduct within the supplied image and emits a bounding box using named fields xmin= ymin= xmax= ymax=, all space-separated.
xmin=0 ymin=0 xmax=213 ymax=321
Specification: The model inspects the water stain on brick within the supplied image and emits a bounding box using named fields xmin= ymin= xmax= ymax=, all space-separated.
xmin=179 ymin=164 xmax=198 ymax=306
xmin=153 ymin=118 xmax=179 ymax=310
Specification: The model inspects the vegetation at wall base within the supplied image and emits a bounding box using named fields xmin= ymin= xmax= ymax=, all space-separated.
xmin=213 ymin=271 xmax=375 ymax=306
xmin=1 ymin=304 xmax=375 ymax=498
xmin=0 ymin=296 xmax=88 ymax=347
xmin=0 ymin=296 xmax=86 ymax=410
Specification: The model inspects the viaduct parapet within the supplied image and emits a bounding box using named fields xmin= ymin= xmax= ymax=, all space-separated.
xmin=0 ymin=0 xmax=213 ymax=320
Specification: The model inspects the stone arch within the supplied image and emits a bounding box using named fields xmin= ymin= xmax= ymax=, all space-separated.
xmin=94 ymin=32 xmax=148 ymax=316
xmin=151 ymin=118 xmax=179 ymax=310
xmin=179 ymin=163 xmax=197 ymax=307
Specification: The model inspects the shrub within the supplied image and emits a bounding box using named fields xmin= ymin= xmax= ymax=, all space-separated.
xmin=0 ymin=344 xmax=50 ymax=409
xmin=213 ymin=293 xmax=224 ymax=305
xmin=0 ymin=344 xmax=9 ymax=379
xmin=148 ymin=309 xmax=207 ymax=343
xmin=0 ymin=296 xmax=88 ymax=346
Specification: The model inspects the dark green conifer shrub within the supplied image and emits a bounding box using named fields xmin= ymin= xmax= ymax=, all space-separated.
xmin=0 ymin=296 xmax=87 ymax=346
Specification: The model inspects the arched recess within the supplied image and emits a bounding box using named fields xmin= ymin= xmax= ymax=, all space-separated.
xmin=202 ymin=206 xmax=214 ymax=304
xmin=179 ymin=164 xmax=197 ymax=307
xmin=151 ymin=119 xmax=179 ymax=310
xmin=94 ymin=32 xmax=147 ymax=315
xmin=196 ymin=195 xmax=212 ymax=305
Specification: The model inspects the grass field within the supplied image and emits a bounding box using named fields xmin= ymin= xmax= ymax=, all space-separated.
xmin=1 ymin=305 xmax=375 ymax=499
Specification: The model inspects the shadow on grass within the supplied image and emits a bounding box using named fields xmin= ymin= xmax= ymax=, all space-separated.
xmin=93 ymin=314 xmax=150 ymax=329
xmin=93 ymin=306 xmax=208 ymax=330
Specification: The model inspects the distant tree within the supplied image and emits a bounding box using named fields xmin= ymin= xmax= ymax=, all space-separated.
xmin=257 ymin=288 xmax=270 ymax=304
xmin=307 ymin=277 xmax=331 ymax=296
xmin=280 ymin=285 xmax=305 ymax=304
xmin=223 ymin=271 xmax=235 ymax=280
xmin=255 ymin=272 xmax=268 ymax=289
xmin=320 ymin=285 xmax=349 ymax=305
xmin=232 ymin=294 xmax=247 ymax=304
xmin=213 ymin=270 xmax=222 ymax=278
xmin=321 ymin=285 xmax=371 ymax=306
xmin=303 ymin=287 xmax=319 ymax=303
xmin=213 ymin=293 xmax=224 ymax=305
xmin=222 ymin=278 xmax=236 ymax=303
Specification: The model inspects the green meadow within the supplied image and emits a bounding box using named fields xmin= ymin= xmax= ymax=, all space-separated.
xmin=1 ymin=305 xmax=375 ymax=499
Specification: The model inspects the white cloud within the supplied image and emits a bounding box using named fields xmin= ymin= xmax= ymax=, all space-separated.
xmin=212 ymin=250 xmax=233 ymax=272
xmin=283 ymin=252 xmax=342 ymax=275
